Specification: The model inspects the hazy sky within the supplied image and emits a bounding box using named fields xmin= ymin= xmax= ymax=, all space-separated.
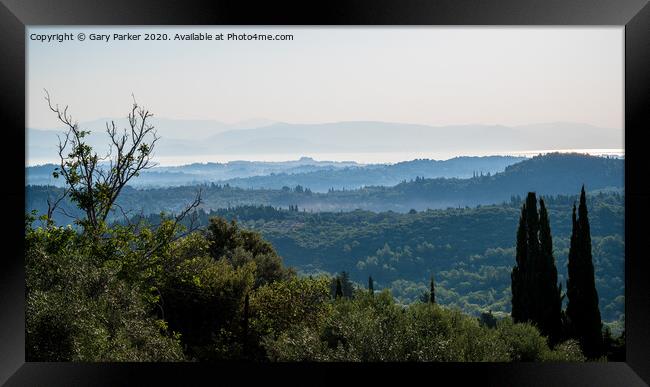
xmin=27 ymin=26 xmax=623 ymax=130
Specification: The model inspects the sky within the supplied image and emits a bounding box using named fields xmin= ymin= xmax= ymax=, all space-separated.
xmin=27 ymin=26 xmax=624 ymax=130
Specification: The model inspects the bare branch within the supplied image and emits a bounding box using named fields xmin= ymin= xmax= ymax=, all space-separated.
xmin=56 ymin=205 xmax=78 ymax=221
xmin=46 ymin=185 xmax=71 ymax=225
xmin=140 ymin=189 xmax=203 ymax=261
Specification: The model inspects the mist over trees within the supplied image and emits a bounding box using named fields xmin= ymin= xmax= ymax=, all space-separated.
xmin=26 ymin=153 xmax=624 ymax=227
xmin=25 ymin=96 xmax=623 ymax=362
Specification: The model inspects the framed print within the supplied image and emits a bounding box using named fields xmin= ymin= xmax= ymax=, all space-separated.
xmin=1 ymin=0 xmax=649 ymax=385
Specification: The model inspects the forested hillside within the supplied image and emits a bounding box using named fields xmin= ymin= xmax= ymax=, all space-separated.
xmin=26 ymin=155 xmax=525 ymax=190
xmin=26 ymin=153 xmax=624 ymax=225
xmin=149 ymin=191 xmax=623 ymax=330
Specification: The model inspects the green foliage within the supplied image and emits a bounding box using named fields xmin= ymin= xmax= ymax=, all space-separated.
xmin=204 ymin=217 xmax=294 ymax=287
xmin=158 ymin=239 xmax=256 ymax=360
xmin=478 ymin=310 xmax=498 ymax=329
xmin=330 ymin=271 xmax=354 ymax=299
xmin=25 ymin=221 xmax=184 ymax=361
xmin=27 ymin=211 xmax=592 ymax=362
xmin=176 ymin=192 xmax=622 ymax=324
xmin=264 ymin=294 xmax=576 ymax=362
xmin=542 ymin=340 xmax=586 ymax=362
xmin=496 ymin=318 xmax=551 ymax=361
xmin=251 ymin=276 xmax=332 ymax=341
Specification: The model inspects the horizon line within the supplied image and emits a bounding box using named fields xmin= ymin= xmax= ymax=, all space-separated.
xmin=27 ymin=118 xmax=622 ymax=132
xmin=26 ymin=149 xmax=625 ymax=168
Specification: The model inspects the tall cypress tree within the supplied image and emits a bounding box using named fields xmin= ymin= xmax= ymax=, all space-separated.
xmin=511 ymin=193 xmax=562 ymax=344
xmin=537 ymin=198 xmax=563 ymax=344
xmin=523 ymin=192 xmax=541 ymax=329
xmin=566 ymin=186 xmax=603 ymax=358
xmin=368 ymin=276 xmax=374 ymax=295
xmin=335 ymin=278 xmax=343 ymax=299
xmin=340 ymin=271 xmax=353 ymax=298
xmin=429 ymin=275 xmax=436 ymax=304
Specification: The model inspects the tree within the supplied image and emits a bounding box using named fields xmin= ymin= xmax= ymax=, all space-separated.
xmin=511 ymin=193 xmax=562 ymax=345
xmin=536 ymin=198 xmax=563 ymax=344
xmin=478 ymin=310 xmax=497 ymax=329
xmin=368 ymin=276 xmax=374 ymax=295
xmin=511 ymin=204 xmax=528 ymax=323
xmin=204 ymin=217 xmax=293 ymax=288
xmin=602 ymin=328 xmax=625 ymax=361
xmin=335 ymin=278 xmax=343 ymax=299
xmin=340 ymin=271 xmax=354 ymax=297
xmin=566 ymin=186 xmax=603 ymax=358
xmin=44 ymin=90 xmax=201 ymax=235
xmin=331 ymin=271 xmax=354 ymax=299
xmin=429 ymin=275 xmax=436 ymax=304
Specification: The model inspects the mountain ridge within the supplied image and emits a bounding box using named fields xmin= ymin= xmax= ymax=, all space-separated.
xmin=27 ymin=120 xmax=623 ymax=163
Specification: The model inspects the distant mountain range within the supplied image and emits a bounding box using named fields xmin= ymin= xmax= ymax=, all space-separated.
xmin=27 ymin=119 xmax=623 ymax=163
xmin=26 ymin=153 xmax=624 ymax=225
xmin=26 ymin=155 xmax=526 ymax=191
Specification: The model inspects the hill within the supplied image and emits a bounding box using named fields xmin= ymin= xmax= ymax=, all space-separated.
xmin=26 ymin=153 xmax=624 ymax=225
xmin=152 ymin=191 xmax=625 ymax=328
xmin=26 ymin=155 xmax=525 ymax=190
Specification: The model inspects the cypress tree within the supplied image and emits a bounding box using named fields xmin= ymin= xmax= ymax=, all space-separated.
xmin=511 ymin=193 xmax=562 ymax=344
xmin=566 ymin=202 xmax=580 ymax=333
xmin=429 ymin=275 xmax=436 ymax=304
xmin=368 ymin=276 xmax=374 ymax=295
xmin=566 ymin=186 xmax=603 ymax=358
xmin=523 ymin=193 xmax=541 ymax=329
xmin=340 ymin=271 xmax=353 ymax=298
xmin=335 ymin=278 xmax=343 ymax=299
xmin=537 ymin=198 xmax=563 ymax=344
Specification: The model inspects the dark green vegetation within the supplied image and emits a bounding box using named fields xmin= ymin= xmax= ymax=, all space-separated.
xmin=511 ymin=193 xmax=563 ymax=345
xmin=566 ymin=187 xmax=605 ymax=359
xmin=509 ymin=188 xmax=618 ymax=359
xmin=157 ymin=191 xmax=624 ymax=332
xmin=27 ymin=213 xmax=590 ymax=362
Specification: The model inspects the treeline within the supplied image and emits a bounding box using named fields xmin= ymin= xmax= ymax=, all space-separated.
xmin=26 ymin=156 xmax=526 ymax=191
xmin=25 ymin=153 xmax=624 ymax=225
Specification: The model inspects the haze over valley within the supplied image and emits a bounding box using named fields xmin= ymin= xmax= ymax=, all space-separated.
xmin=27 ymin=118 xmax=623 ymax=166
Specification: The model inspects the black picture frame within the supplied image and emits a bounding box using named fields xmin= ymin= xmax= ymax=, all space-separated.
xmin=1 ymin=0 xmax=649 ymax=385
